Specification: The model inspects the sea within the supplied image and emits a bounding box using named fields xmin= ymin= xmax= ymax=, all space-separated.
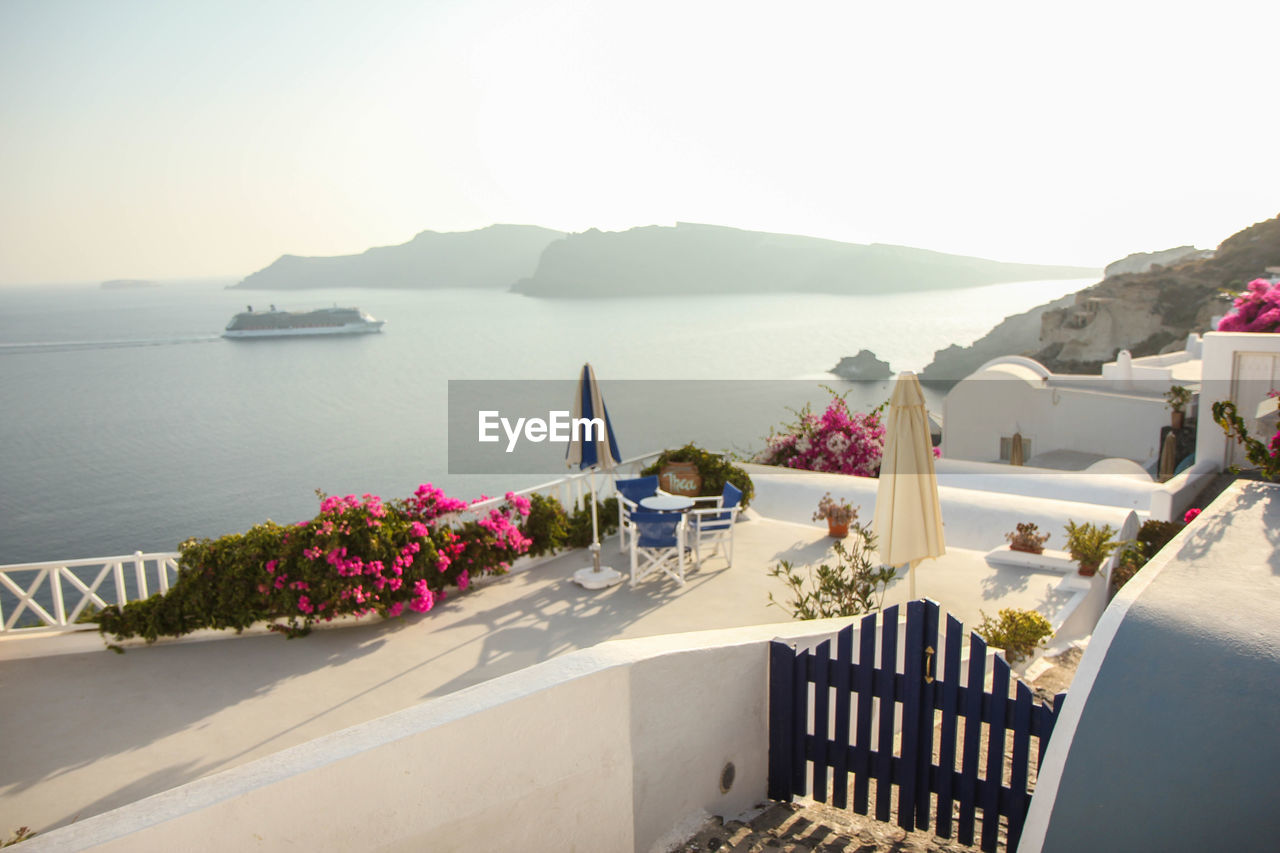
xmin=0 ymin=277 xmax=1092 ymax=564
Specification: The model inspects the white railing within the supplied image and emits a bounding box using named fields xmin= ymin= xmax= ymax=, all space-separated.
xmin=0 ymin=551 xmax=180 ymax=633
xmin=456 ymin=451 xmax=665 ymax=521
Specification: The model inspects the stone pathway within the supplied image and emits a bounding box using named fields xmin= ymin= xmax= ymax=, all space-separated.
xmin=675 ymin=800 xmax=987 ymax=853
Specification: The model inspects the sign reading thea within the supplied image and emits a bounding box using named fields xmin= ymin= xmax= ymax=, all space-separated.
xmin=478 ymin=410 xmax=606 ymax=453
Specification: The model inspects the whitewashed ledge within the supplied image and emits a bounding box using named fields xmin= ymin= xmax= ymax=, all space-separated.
xmin=984 ymin=544 xmax=1078 ymax=574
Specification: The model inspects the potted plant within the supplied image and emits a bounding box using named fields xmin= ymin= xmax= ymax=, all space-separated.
xmin=1165 ymin=385 xmax=1192 ymax=429
xmin=813 ymin=492 xmax=857 ymax=538
xmin=1005 ymin=522 xmax=1050 ymax=554
xmin=1063 ymin=520 xmax=1118 ymax=577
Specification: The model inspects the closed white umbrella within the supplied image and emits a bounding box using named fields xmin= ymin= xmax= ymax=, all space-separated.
xmin=566 ymin=363 xmax=624 ymax=589
xmin=874 ymin=371 xmax=946 ymax=600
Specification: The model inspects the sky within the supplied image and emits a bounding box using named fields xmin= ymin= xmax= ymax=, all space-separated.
xmin=1 ymin=0 xmax=1277 ymax=285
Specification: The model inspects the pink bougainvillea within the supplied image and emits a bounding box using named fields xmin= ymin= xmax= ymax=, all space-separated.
xmin=260 ymin=485 xmax=531 ymax=635
xmin=1217 ymin=278 xmax=1280 ymax=333
xmin=755 ymin=390 xmax=886 ymax=476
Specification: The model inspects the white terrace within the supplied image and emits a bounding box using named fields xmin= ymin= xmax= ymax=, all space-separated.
xmin=0 ymin=456 xmax=1132 ymax=846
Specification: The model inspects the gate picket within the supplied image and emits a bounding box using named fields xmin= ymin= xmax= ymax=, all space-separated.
xmin=981 ymin=655 xmax=1011 ymax=851
xmin=851 ymin=611 xmax=876 ymax=813
xmin=913 ymin=601 xmax=940 ymax=830
xmin=935 ymin=613 xmax=963 ymax=837
xmin=873 ymin=605 xmax=899 ymax=823
xmin=812 ymin=639 xmax=831 ymax=802
xmin=958 ymin=632 xmax=987 ymax=846
xmin=897 ymin=601 xmax=924 ymax=831
xmin=1007 ymin=680 xmax=1034 ymax=851
xmin=832 ymin=624 xmax=853 ymax=809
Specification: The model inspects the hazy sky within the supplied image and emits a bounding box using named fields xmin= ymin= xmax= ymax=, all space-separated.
xmin=1 ymin=0 xmax=1276 ymax=284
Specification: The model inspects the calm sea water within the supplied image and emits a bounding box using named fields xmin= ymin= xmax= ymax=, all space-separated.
xmin=0 ymin=278 xmax=1090 ymax=563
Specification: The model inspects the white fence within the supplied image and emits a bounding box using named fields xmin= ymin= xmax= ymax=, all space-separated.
xmin=0 ymin=451 xmax=665 ymax=635
xmin=0 ymin=552 xmax=180 ymax=633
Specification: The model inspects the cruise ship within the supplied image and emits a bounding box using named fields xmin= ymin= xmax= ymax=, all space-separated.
xmin=223 ymin=305 xmax=385 ymax=338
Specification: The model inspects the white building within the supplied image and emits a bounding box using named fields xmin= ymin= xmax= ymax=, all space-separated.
xmin=942 ymin=336 xmax=1203 ymax=472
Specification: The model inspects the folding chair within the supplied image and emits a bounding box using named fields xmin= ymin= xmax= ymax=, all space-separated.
xmin=688 ymin=482 xmax=743 ymax=568
xmin=628 ymin=510 xmax=686 ymax=587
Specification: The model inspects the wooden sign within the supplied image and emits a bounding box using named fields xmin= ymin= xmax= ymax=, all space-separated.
xmin=659 ymin=461 xmax=702 ymax=496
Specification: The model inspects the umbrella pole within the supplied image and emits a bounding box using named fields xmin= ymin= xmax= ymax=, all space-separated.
xmin=573 ymin=467 xmax=623 ymax=589
xmin=590 ymin=469 xmax=601 ymax=573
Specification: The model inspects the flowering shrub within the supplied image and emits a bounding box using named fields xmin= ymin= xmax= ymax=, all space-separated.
xmin=755 ymin=388 xmax=886 ymax=476
xmin=1183 ymin=507 xmax=1202 ymax=524
xmin=95 ymin=485 xmax=532 ymax=643
xmin=1217 ymin=278 xmax=1280 ymax=333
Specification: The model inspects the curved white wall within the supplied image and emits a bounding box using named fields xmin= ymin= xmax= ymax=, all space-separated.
xmin=742 ymin=464 xmax=1138 ymax=553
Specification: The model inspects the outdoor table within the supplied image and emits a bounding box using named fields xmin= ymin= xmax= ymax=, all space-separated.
xmin=640 ymin=494 xmax=695 ymax=512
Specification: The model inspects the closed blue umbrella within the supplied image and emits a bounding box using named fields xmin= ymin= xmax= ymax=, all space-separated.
xmin=567 ymin=363 xmax=624 ymax=589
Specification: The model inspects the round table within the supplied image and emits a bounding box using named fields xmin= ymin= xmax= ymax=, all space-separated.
xmin=640 ymin=494 xmax=695 ymax=512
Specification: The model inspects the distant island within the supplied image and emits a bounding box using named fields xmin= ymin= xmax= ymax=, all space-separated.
xmin=831 ymin=349 xmax=893 ymax=381
xmin=512 ymin=223 xmax=1097 ymax=298
xmin=101 ymin=279 xmax=159 ymax=289
xmin=233 ymin=224 xmax=565 ymax=290
xmin=234 ymin=221 xmax=1097 ymax=295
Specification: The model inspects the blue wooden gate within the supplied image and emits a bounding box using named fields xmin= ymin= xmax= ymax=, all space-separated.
xmin=767 ymin=600 xmax=1066 ymax=852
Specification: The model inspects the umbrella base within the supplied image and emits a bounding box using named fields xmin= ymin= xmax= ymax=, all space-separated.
xmin=573 ymin=566 xmax=624 ymax=589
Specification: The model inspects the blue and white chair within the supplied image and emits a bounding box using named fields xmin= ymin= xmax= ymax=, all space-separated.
xmin=628 ymin=510 xmax=686 ymax=587
xmin=687 ymin=482 xmax=743 ymax=568
xmin=616 ymin=475 xmax=661 ymax=551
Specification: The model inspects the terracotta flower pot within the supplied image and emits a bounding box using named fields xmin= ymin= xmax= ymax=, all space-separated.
xmin=1009 ymin=543 xmax=1044 ymax=555
xmin=1171 ymin=410 xmax=1185 ymax=430
xmin=827 ymin=519 xmax=849 ymax=539
xmin=1077 ymin=561 xmax=1100 ymax=577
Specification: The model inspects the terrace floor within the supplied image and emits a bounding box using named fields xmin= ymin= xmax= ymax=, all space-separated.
xmin=0 ymin=512 xmax=1079 ymax=836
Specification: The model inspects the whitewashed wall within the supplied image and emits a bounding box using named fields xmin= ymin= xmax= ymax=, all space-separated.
xmin=742 ymin=464 xmax=1138 ymax=552
xmin=1196 ymin=331 xmax=1280 ymax=471
xmin=943 ymin=360 xmax=1171 ymax=467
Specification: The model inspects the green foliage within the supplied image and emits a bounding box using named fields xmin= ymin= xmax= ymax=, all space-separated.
xmin=1063 ymin=520 xmax=1118 ymax=570
xmin=975 ymin=608 xmax=1054 ymax=663
xmin=97 ymin=521 xmax=288 ymax=643
xmin=1111 ymin=519 xmax=1185 ymax=593
xmin=1111 ymin=540 xmax=1147 ymax=593
xmin=1211 ymin=398 xmax=1280 ymax=482
xmin=1137 ymin=519 xmax=1182 ymax=556
xmin=641 ymin=444 xmax=755 ymax=508
xmin=768 ymin=521 xmax=896 ymax=619
xmin=566 ymin=497 xmax=619 ymax=549
xmin=1164 ymin=385 xmax=1192 ymax=412
xmin=520 ymin=493 xmax=572 ymax=558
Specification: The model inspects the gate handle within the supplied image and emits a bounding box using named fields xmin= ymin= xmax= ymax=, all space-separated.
xmin=924 ymin=645 xmax=935 ymax=684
